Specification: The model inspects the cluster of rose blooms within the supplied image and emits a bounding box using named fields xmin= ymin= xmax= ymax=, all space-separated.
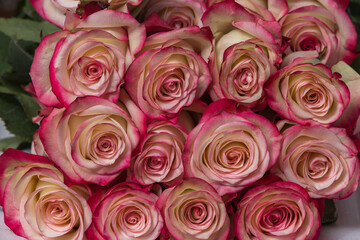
xmin=1 ymin=0 xmax=360 ymax=239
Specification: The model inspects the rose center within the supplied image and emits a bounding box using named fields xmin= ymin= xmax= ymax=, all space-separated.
xmin=84 ymin=62 xmax=103 ymax=81
xmin=187 ymin=203 xmax=207 ymax=224
xmin=147 ymin=156 xmax=165 ymax=170
xmin=234 ymin=69 xmax=255 ymax=95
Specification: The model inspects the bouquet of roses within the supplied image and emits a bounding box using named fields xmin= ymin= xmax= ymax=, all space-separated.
xmin=0 ymin=0 xmax=360 ymax=239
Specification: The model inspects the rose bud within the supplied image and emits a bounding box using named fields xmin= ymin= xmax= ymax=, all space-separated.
xmin=202 ymin=0 xmax=284 ymax=109
xmin=265 ymin=54 xmax=350 ymax=126
xmin=125 ymin=26 xmax=212 ymax=120
xmin=280 ymin=0 xmax=358 ymax=66
xmin=157 ymin=178 xmax=230 ymax=240
xmin=129 ymin=119 xmax=188 ymax=186
xmin=39 ymin=93 xmax=146 ymax=186
xmin=30 ymin=0 xmax=143 ymax=28
xmin=234 ymin=181 xmax=321 ymax=240
xmin=184 ymin=99 xmax=281 ymax=195
xmin=30 ymin=9 xmax=145 ymax=107
xmin=86 ymin=182 xmax=163 ymax=240
xmin=0 ymin=149 xmax=92 ymax=240
xmin=272 ymin=124 xmax=360 ymax=199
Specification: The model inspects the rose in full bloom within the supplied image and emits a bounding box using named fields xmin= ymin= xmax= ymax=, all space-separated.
xmin=265 ymin=55 xmax=350 ymax=126
xmin=125 ymin=26 xmax=212 ymax=120
xmin=129 ymin=119 xmax=188 ymax=186
xmin=202 ymin=1 xmax=283 ymax=109
xmin=39 ymin=93 xmax=146 ymax=185
xmin=141 ymin=0 xmax=206 ymax=33
xmin=30 ymin=0 xmax=143 ymax=28
xmin=0 ymin=149 xmax=92 ymax=240
xmin=157 ymin=178 xmax=230 ymax=240
xmin=280 ymin=0 xmax=358 ymax=66
xmin=183 ymin=99 xmax=281 ymax=195
xmin=86 ymin=182 xmax=163 ymax=240
xmin=234 ymin=181 xmax=321 ymax=240
xmin=30 ymin=9 xmax=145 ymax=107
xmin=272 ymin=124 xmax=360 ymax=199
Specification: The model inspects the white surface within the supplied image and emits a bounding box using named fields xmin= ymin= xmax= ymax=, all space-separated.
xmin=0 ymin=120 xmax=360 ymax=239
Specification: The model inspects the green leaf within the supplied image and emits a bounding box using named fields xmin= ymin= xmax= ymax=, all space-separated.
xmin=321 ymin=199 xmax=338 ymax=224
xmin=0 ymin=137 xmax=24 ymax=152
xmin=19 ymin=0 xmax=43 ymax=21
xmin=0 ymin=32 xmax=11 ymax=61
xmin=16 ymin=94 xmax=40 ymax=118
xmin=0 ymin=93 xmax=38 ymax=142
xmin=0 ymin=62 xmax=12 ymax=76
xmin=0 ymin=18 xmax=60 ymax=43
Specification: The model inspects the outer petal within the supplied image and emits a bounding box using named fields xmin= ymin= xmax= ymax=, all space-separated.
xmin=29 ymin=30 xmax=68 ymax=107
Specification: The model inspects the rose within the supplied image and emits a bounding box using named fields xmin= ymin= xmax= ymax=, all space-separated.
xmin=206 ymin=0 xmax=288 ymax=21
xmin=183 ymin=99 xmax=281 ymax=195
xmin=280 ymin=0 xmax=358 ymax=66
xmin=265 ymin=55 xmax=350 ymax=126
xmin=202 ymin=1 xmax=283 ymax=109
xmin=125 ymin=26 xmax=212 ymax=120
xmin=157 ymin=178 xmax=230 ymax=240
xmin=30 ymin=9 xmax=145 ymax=107
xmin=0 ymin=149 xmax=92 ymax=240
xmin=30 ymin=0 xmax=143 ymax=28
xmin=86 ymin=182 xmax=163 ymax=240
xmin=129 ymin=119 xmax=188 ymax=186
xmin=39 ymin=93 xmax=146 ymax=185
xmin=271 ymin=124 xmax=360 ymax=199
xmin=234 ymin=181 xmax=321 ymax=240
xmin=142 ymin=0 xmax=206 ymax=34
xmin=209 ymin=38 xmax=282 ymax=108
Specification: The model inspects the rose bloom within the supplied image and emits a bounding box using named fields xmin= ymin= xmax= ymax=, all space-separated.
xmin=209 ymin=38 xmax=282 ymax=108
xmin=125 ymin=26 xmax=212 ymax=120
xmin=234 ymin=181 xmax=321 ymax=240
xmin=202 ymin=1 xmax=283 ymax=109
xmin=86 ymin=182 xmax=163 ymax=240
xmin=30 ymin=0 xmax=143 ymax=28
xmin=280 ymin=0 xmax=357 ymax=66
xmin=30 ymin=9 xmax=145 ymax=107
xmin=157 ymin=178 xmax=230 ymax=240
xmin=129 ymin=119 xmax=188 ymax=186
xmin=183 ymin=99 xmax=281 ymax=195
xmin=0 ymin=149 xmax=92 ymax=240
xmin=272 ymin=124 xmax=360 ymax=199
xmin=39 ymin=93 xmax=146 ymax=186
xmin=142 ymin=0 xmax=206 ymax=33
xmin=265 ymin=54 xmax=350 ymax=126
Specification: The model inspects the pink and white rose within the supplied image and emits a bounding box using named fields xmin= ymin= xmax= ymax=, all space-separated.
xmin=202 ymin=0 xmax=283 ymax=109
xmin=157 ymin=178 xmax=230 ymax=240
xmin=272 ymin=124 xmax=360 ymax=199
xmin=265 ymin=55 xmax=350 ymax=126
xmin=30 ymin=9 xmax=145 ymax=107
xmin=39 ymin=93 xmax=146 ymax=185
xmin=129 ymin=119 xmax=188 ymax=186
xmin=142 ymin=0 xmax=206 ymax=33
xmin=234 ymin=181 xmax=321 ymax=240
xmin=183 ymin=99 xmax=281 ymax=195
xmin=280 ymin=0 xmax=358 ymax=66
xmin=125 ymin=27 xmax=212 ymax=120
xmin=30 ymin=0 xmax=143 ymax=28
xmin=0 ymin=149 xmax=92 ymax=240
xmin=86 ymin=182 xmax=163 ymax=240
